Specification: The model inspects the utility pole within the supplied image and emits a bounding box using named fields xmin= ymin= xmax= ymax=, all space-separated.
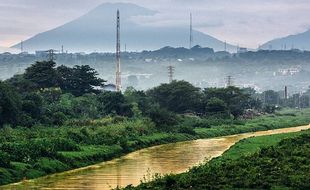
xmin=224 ymin=41 xmax=227 ymax=52
xmin=168 ymin=65 xmax=175 ymax=83
xmin=61 ymin=45 xmax=64 ymax=54
xmin=189 ymin=13 xmax=193 ymax=49
xmin=115 ymin=9 xmax=121 ymax=92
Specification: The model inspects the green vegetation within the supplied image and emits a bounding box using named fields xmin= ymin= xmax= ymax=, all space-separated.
xmin=1 ymin=61 xmax=310 ymax=186
xmin=0 ymin=109 xmax=310 ymax=186
xmin=215 ymin=131 xmax=306 ymax=162
xmin=122 ymin=130 xmax=310 ymax=190
xmin=195 ymin=109 xmax=310 ymax=138
xmin=1 ymin=61 xmax=259 ymax=128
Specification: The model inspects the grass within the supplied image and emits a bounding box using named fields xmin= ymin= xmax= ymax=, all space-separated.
xmin=195 ymin=108 xmax=310 ymax=138
xmin=1 ymin=108 xmax=310 ymax=187
xmin=213 ymin=130 xmax=308 ymax=162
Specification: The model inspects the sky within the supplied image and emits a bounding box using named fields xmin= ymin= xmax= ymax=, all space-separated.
xmin=1 ymin=0 xmax=310 ymax=48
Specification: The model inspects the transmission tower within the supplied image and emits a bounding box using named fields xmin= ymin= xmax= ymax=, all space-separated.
xmin=225 ymin=75 xmax=234 ymax=87
xmin=168 ymin=65 xmax=175 ymax=83
xmin=115 ymin=10 xmax=121 ymax=92
xmin=189 ymin=13 xmax=193 ymax=49
xmin=45 ymin=49 xmax=58 ymax=61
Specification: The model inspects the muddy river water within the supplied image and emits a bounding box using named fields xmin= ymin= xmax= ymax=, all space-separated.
xmin=3 ymin=125 xmax=310 ymax=190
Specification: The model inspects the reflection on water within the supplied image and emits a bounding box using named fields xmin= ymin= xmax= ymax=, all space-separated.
xmin=3 ymin=125 xmax=310 ymax=190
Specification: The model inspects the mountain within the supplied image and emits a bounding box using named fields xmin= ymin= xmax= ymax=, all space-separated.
xmin=261 ymin=29 xmax=310 ymax=50
xmin=0 ymin=46 xmax=19 ymax=53
xmin=12 ymin=3 xmax=236 ymax=53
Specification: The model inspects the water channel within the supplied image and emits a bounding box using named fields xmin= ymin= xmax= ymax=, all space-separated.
xmin=3 ymin=125 xmax=310 ymax=190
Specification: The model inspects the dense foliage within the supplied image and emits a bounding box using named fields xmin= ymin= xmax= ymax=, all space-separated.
xmin=0 ymin=61 xmax=261 ymax=128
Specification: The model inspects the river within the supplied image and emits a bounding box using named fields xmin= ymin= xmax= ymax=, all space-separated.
xmin=3 ymin=125 xmax=310 ymax=190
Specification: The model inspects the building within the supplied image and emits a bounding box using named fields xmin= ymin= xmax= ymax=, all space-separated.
xmin=102 ymin=84 xmax=117 ymax=92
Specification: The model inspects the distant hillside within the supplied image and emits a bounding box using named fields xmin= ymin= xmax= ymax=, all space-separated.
xmin=12 ymin=3 xmax=236 ymax=53
xmin=0 ymin=46 xmax=19 ymax=53
xmin=261 ymin=29 xmax=310 ymax=50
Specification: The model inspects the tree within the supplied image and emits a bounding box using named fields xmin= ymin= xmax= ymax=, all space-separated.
xmin=147 ymin=80 xmax=202 ymax=113
xmin=0 ymin=81 xmax=22 ymax=126
xmin=97 ymin=92 xmax=133 ymax=117
xmin=205 ymin=97 xmax=227 ymax=114
xmin=5 ymin=74 xmax=37 ymax=94
xmin=147 ymin=105 xmax=179 ymax=128
xmin=57 ymin=65 xmax=106 ymax=96
xmin=72 ymin=94 xmax=99 ymax=119
xmin=24 ymin=61 xmax=59 ymax=89
xmin=203 ymin=87 xmax=252 ymax=118
xmin=21 ymin=92 xmax=44 ymax=122
xmin=124 ymin=87 xmax=153 ymax=115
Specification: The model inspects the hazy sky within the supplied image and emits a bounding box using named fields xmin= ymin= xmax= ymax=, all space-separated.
xmin=1 ymin=0 xmax=310 ymax=48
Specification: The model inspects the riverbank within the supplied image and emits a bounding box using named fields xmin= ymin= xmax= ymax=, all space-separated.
xmin=123 ymin=126 xmax=310 ymax=190
xmin=1 ymin=109 xmax=310 ymax=186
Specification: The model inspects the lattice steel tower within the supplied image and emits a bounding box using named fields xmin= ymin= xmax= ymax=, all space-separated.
xmin=116 ymin=10 xmax=121 ymax=91
xmin=168 ymin=65 xmax=175 ymax=83
xmin=226 ymin=75 xmax=234 ymax=87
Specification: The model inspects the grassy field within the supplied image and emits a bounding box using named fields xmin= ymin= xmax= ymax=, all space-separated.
xmin=195 ymin=108 xmax=310 ymax=138
xmin=1 ymin=109 xmax=310 ymax=186
xmin=213 ymin=130 xmax=308 ymax=162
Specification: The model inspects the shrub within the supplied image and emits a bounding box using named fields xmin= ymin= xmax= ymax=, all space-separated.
xmin=148 ymin=106 xmax=179 ymax=128
xmin=53 ymin=138 xmax=80 ymax=151
xmin=52 ymin=112 xmax=67 ymax=126
xmin=0 ymin=151 xmax=10 ymax=167
xmin=178 ymin=125 xmax=196 ymax=135
xmin=33 ymin=158 xmax=69 ymax=174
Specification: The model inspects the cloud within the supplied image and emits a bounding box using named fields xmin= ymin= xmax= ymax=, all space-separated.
xmin=1 ymin=0 xmax=310 ymax=48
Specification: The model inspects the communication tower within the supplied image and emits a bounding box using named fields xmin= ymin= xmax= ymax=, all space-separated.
xmin=116 ymin=10 xmax=121 ymax=91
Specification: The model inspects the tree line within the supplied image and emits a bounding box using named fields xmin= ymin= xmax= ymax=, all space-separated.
xmin=0 ymin=60 xmax=277 ymax=128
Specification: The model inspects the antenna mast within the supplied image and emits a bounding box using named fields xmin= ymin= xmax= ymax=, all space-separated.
xmin=189 ymin=13 xmax=193 ymax=49
xmin=116 ymin=10 xmax=121 ymax=91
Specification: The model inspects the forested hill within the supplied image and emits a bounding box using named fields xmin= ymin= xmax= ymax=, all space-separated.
xmin=2 ymin=48 xmax=310 ymax=65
